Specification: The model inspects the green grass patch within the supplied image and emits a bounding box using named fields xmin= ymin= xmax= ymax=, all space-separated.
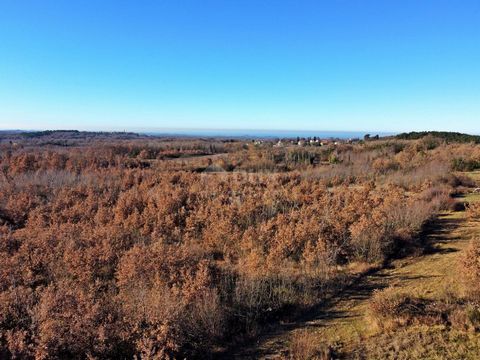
xmin=464 ymin=193 xmax=480 ymax=204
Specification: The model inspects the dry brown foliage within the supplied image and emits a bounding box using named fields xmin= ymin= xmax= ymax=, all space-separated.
xmin=460 ymin=239 xmax=480 ymax=301
xmin=368 ymin=287 xmax=461 ymax=332
xmin=288 ymin=330 xmax=333 ymax=359
xmin=466 ymin=203 xmax=480 ymax=221
xmin=0 ymin=137 xmax=468 ymax=358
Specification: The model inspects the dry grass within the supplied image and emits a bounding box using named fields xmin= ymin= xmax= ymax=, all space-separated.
xmin=449 ymin=305 xmax=480 ymax=333
xmin=464 ymin=192 xmax=480 ymax=204
xmin=358 ymin=187 xmax=480 ymax=358
xmin=351 ymin=325 xmax=480 ymax=360
xmin=466 ymin=202 xmax=480 ymax=220
xmin=288 ymin=330 xmax=334 ymax=360
xmin=367 ymin=287 xmax=457 ymax=331
xmin=368 ymin=288 xmax=420 ymax=330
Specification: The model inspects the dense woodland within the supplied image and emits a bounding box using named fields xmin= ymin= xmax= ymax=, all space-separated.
xmin=1 ymin=133 xmax=480 ymax=359
xmin=395 ymin=131 xmax=480 ymax=144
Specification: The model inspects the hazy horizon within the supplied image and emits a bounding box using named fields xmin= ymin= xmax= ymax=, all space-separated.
xmin=4 ymin=126 xmax=480 ymax=140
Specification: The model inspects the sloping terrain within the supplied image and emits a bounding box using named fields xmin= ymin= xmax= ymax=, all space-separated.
xmin=232 ymin=192 xmax=480 ymax=359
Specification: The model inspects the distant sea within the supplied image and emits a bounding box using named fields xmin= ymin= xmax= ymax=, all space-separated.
xmin=141 ymin=129 xmax=395 ymax=139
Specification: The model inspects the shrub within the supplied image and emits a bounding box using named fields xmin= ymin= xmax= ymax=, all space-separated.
xmin=368 ymin=288 xmax=443 ymax=330
xmin=419 ymin=186 xmax=452 ymax=210
xmin=288 ymin=330 xmax=333 ymax=360
xmin=466 ymin=203 xmax=480 ymax=221
xmin=450 ymin=305 xmax=480 ymax=332
xmin=465 ymin=305 xmax=480 ymax=330
xmin=369 ymin=288 xmax=415 ymax=329
xmin=452 ymin=158 xmax=480 ymax=172
xmin=349 ymin=219 xmax=386 ymax=263
xmin=460 ymin=240 xmax=480 ymax=301
xmin=328 ymin=153 xmax=340 ymax=164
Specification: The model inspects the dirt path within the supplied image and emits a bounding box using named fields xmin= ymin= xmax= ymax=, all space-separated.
xmin=232 ymin=196 xmax=480 ymax=359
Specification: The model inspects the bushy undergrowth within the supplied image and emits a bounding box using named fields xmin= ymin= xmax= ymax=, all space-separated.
xmin=452 ymin=158 xmax=480 ymax=172
xmin=466 ymin=203 xmax=480 ymax=221
xmin=460 ymin=239 xmax=480 ymax=302
xmin=288 ymin=330 xmax=334 ymax=360
xmin=368 ymin=288 xmax=454 ymax=330
xmin=0 ymin=137 xmax=470 ymax=358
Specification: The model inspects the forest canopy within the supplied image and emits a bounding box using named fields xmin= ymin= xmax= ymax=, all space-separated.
xmin=395 ymin=131 xmax=480 ymax=143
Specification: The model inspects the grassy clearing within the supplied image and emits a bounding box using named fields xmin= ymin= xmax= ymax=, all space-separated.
xmin=350 ymin=325 xmax=480 ymax=360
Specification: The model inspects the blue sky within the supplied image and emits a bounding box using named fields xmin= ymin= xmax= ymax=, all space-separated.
xmin=0 ymin=1 xmax=479 ymax=133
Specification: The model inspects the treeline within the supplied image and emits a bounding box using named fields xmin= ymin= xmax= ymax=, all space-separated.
xmin=1 ymin=130 xmax=140 ymax=140
xmin=20 ymin=130 xmax=81 ymax=138
xmin=395 ymin=131 xmax=480 ymax=144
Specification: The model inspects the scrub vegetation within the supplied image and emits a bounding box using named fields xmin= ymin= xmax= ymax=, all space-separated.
xmin=1 ymin=132 xmax=480 ymax=359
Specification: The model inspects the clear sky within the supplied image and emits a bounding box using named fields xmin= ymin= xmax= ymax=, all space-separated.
xmin=0 ymin=1 xmax=479 ymax=133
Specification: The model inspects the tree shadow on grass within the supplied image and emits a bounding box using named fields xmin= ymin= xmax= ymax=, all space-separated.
xmin=421 ymin=215 xmax=465 ymax=255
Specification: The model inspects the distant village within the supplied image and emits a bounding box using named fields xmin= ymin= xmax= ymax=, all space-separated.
xmin=252 ymin=134 xmax=379 ymax=147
